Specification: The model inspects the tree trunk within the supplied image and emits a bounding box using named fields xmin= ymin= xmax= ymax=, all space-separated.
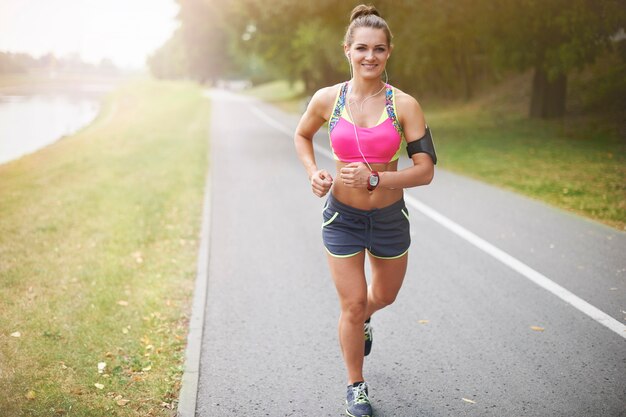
xmin=530 ymin=66 xmax=567 ymax=118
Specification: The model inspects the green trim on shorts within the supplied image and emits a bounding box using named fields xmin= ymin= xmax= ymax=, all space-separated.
xmin=322 ymin=211 xmax=339 ymax=228
xmin=325 ymin=247 xmax=363 ymax=258
xmin=367 ymin=249 xmax=409 ymax=260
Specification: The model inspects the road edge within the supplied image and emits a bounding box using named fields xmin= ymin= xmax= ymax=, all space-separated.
xmin=177 ymin=166 xmax=212 ymax=417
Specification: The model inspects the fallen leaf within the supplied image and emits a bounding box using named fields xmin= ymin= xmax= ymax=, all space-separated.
xmin=530 ymin=326 xmax=545 ymax=332
xmin=116 ymin=399 xmax=130 ymax=406
xmin=117 ymin=300 xmax=129 ymax=307
xmin=418 ymin=320 xmax=429 ymax=324
xmin=462 ymin=398 xmax=476 ymax=404
xmin=10 ymin=331 xmax=21 ymax=338
xmin=142 ymin=365 xmax=152 ymax=372
xmin=122 ymin=328 xmax=129 ymax=334
xmin=132 ymin=251 xmax=143 ymax=263
xmin=26 ymin=390 xmax=36 ymax=400
xmin=94 ymin=383 xmax=105 ymax=390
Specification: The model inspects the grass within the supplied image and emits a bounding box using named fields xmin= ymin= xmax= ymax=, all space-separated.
xmin=249 ymin=65 xmax=625 ymax=230
xmin=0 ymin=78 xmax=210 ymax=416
xmin=429 ymin=103 xmax=625 ymax=230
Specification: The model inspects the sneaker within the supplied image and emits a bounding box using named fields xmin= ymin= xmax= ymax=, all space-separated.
xmin=364 ymin=319 xmax=373 ymax=356
xmin=346 ymin=382 xmax=373 ymax=417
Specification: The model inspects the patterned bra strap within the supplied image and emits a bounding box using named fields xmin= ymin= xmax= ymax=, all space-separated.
xmin=328 ymin=82 xmax=349 ymax=133
xmin=384 ymin=85 xmax=404 ymax=137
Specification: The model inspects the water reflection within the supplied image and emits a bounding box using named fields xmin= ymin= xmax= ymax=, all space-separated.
xmin=0 ymin=92 xmax=101 ymax=165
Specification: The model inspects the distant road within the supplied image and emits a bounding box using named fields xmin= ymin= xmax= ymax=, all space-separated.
xmin=194 ymin=89 xmax=626 ymax=417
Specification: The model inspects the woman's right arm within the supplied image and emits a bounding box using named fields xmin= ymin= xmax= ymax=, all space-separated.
xmin=294 ymin=87 xmax=335 ymax=197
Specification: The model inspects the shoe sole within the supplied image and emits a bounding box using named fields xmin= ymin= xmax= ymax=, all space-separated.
xmin=346 ymin=411 xmax=372 ymax=417
xmin=364 ymin=340 xmax=372 ymax=356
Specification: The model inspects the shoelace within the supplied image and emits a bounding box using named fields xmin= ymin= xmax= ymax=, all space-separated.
xmin=352 ymin=383 xmax=370 ymax=405
xmin=364 ymin=322 xmax=372 ymax=340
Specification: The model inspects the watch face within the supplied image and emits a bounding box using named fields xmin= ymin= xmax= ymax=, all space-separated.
xmin=369 ymin=175 xmax=379 ymax=186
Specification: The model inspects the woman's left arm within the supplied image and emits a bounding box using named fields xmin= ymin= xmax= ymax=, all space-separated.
xmin=378 ymin=93 xmax=434 ymax=189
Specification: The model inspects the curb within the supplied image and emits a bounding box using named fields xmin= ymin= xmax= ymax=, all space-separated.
xmin=177 ymin=168 xmax=212 ymax=417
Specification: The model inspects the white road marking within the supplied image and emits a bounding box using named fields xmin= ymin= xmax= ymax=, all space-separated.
xmin=404 ymin=195 xmax=626 ymax=339
xmin=249 ymin=103 xmax=626 ymax=340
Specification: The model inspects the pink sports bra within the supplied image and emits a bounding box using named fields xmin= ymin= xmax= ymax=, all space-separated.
xmin=328 ymin=82 xmax=405 ymax=164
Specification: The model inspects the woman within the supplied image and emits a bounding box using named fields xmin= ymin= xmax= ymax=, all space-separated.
xmin=293 ymin=5 xmax=436 ymax=416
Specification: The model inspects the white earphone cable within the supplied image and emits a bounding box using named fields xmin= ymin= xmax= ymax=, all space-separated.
xmin=345 ymin=54 xmax=390 ymax=173
xmin=345 ymin=99 xmax=373 ymax=172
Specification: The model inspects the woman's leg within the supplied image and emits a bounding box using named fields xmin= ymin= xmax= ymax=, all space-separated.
xmin=365 ymin=252 xmax=408 ymax=319
xmin=326 ymin=251 xmax=368 ymax=384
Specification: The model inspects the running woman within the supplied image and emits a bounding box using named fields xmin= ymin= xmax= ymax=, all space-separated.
xmin=294 ymin=4 xmax=436 ymax=417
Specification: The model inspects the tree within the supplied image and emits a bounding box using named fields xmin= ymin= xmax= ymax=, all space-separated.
xmin=486 ymin=0 xmax=625 ymax=118
xmin=148 ymin=29 xmax=189 ymax=79
xmin=225 ymin=0 xmax=350 ymax=91
xmin=387 ymin=0 xmax=490 ymax=100
xmin=176 ymin=0 xmax=233 ymax=83
xmin=0 ymin=52 xmax=27 ymax=73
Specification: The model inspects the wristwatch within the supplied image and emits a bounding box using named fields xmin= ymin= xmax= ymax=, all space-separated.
xmin=367 ymin=171 xmax=379 ymax=191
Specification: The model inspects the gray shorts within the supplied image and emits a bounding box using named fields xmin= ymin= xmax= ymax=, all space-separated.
xmin=322 ymin=193 xmax=411 ymax=259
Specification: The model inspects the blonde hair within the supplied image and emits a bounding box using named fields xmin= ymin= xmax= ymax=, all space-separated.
xmin=344 ymin=4 xmax=393 ymax=47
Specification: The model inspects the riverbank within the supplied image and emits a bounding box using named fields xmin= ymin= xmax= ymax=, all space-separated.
xmin=0 ymin=79 xmax=209 ymax=416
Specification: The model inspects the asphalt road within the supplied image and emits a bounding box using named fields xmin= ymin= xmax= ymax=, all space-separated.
xmin=194 ymin=90 xmax=626 ymax=417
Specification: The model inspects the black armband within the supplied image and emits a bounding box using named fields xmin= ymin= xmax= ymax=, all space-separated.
xmin=406 ymin=126 xmax=437 ymax=164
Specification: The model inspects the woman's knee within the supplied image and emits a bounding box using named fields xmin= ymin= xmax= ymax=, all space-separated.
xmin=370 ymin=288 xmax=397 ymax=308
xmin=341 ymin=299 xmax=368 ymax=323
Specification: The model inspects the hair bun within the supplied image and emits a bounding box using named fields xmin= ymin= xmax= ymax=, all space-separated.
xmin=350 ymin=4 xmax=381 ymax=22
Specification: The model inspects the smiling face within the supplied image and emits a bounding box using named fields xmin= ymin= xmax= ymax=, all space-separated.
xmin=345 ymin=27 xmax=392 ymax=80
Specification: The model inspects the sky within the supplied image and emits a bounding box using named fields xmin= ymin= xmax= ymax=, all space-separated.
xmin=0 ymin=0 xmax=180 ymax=69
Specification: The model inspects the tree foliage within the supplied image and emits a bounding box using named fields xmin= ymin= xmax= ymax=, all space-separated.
xmin=485 ymin=0 xmax=625 ymax=117
xmin=147 ymin=29 xmax=189 ymax=79
xmin=175 ymin=0 xmax=234 ymax=83
xmin=148 ymin=0 xmax=625 ymax=118
xmin=0 ymin=51 xmax=120 ymax=74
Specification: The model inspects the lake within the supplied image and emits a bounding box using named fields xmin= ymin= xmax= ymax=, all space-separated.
xmin=0 ymin=84 xmax=113 ymax=165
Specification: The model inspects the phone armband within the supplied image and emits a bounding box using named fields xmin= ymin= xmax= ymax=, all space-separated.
xmin=406 ymin=126 xmax=437 ymax=164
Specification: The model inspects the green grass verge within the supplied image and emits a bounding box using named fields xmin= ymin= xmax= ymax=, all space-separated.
xmin=429 ymin=106 xmax=625 ymax=230
xmin=0 ymin=78 xmax=210 ymax=416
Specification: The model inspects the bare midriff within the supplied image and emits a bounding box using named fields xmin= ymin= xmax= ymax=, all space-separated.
xmin=331 ymin=159 xmax=402 ymax=210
